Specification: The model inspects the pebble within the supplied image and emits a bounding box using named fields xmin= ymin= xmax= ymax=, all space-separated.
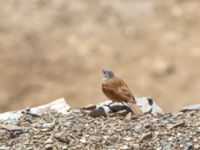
xmin=140 ymin=132 xmax=152 ymax=142
xmin=80 ymin=137 xmax=87 ymax=143
xmin=0 ymin=146 xmax=9 ymax=150
xmin=45 ymin=144 xmax=53 ymax=150
xmin=120 ymin=145 xmax=129 ymax=150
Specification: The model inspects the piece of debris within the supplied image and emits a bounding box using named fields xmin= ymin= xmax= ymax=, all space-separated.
xmin=125 ymin=112 xmax=132 ymax=120
xmin=180 ymin=104 xmax=200 ymax=112
xmin=96 ymin=97 xmax=164 ymax=114
xmin=89 ymin=108 xmax=107 ymax=118
xmin=0 ymin=98 xmax=71 ymax=122
xmin=167 ymin=121 xmax=185 ymax=129
xmin=0 ymin=124 xmax=28 ymax=132
xmin=140 ymin=132 xmax=153 ymax=142
xmin=81 ymin=104 xmax=96 ymax=110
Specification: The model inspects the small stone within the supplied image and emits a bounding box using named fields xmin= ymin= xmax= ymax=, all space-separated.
xmin=42 ymin=123 xmax=55 ymax=129
xmin=62 ymin=146 xmax=68 ymax=150
xmin=54 ymin=132 xmax=62 ymax=138
xmin=89 ymin=108 xmax=106 ymax=118
xmin=167 ymin=121 xmax=185 ymax=129
xmin=125 ymin=112 xmax=132 ymax=120
xmin=120 ymin=145 xmax=129 ymax=150
xmin=81 ymin=104 xmax=96 ymax=110
xmin=193 ymin=144 xmax=200 ymax=149
xmin=144 ymin=123 xmax=151 ymax=128
xmin=160 ymin=141 xmax=172 ymax=149
xmin=80 ymin=137 xmax=86 ymax=143
xmin=184 ymin=142 xmax=193 ymax=150
xmin=132 ymin=144 xmax=140 ymax=149
xmin=54 ymin=132 xmax=70 ymax=144
xmin=45 ymin=144 xmax=53 ymax=150
xmin=177 ymin=133 xmax=182 ymax=136
xmin=193 ymin=138 xmax=198 ymax=142
xmin=124 ymin=137 xmax=132 ymax=141
xmin=181 ymin=104 xmax=200 ymax=112
xmin=115 ymin=109 xmax=129 ymax=116
xmin=0 ymin=125 xmax=28 ymax=132
xmin=45 ymin=137 xmax=53 ymax=144
xmin=134 ymin=124 xmax=142 ymax=132
xmin=140 ymin=132 xmax=152 ymax=142
xmin=0 ymin=146 xmax=9 ymax=150
xmin=41 ymin=128 xmax=53 ymax=132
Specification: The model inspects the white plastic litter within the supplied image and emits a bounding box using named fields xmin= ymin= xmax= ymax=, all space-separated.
xmin=0 ymin=98 xmax=71 ymax=121
xmin=180 ymin=104 xmax=200 ymax=112
xmin=96 ymin=97 xmax=165 ymax=114
xmin=135 ymin=97 xmax=164 ymax=114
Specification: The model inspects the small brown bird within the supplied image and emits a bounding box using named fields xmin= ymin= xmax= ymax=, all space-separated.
xmin=102 ymin=69 xmax=143 ymax=116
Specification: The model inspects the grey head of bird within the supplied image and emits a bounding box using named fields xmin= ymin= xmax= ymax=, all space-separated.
xmin=102 ymin=69 xmax=115 ymax=80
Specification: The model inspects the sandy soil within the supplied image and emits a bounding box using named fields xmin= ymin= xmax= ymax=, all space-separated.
xmin=1 ymin=0 xmax=200 ymax=112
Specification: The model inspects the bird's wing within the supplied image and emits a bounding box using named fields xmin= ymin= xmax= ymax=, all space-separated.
xmin=102 ymin=77 xmax=135 ymax=102
xmin=117 ymin=86 xmax=134 ymax=102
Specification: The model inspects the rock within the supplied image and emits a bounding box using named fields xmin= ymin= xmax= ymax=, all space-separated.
xmin=54 ymin=132 xmax=70 ymax=144
xmin=45 ymin=137 xmax=53 ymax=144
xmin=124 ymin=137 xmax=132 ymax=141
xmin=0 ymin=146 xmax=9 ymax=150
xmin=114 ymin=110 xmax=129 ymax=116
xmin=193 ymin=144 xmax=200 ymax=149
xmin=0 ymin=125 xmax=28 ymax=132
xmin=184 ymin=142 xmax=193 ymax=150
xmin=181 ymin=104 xmax=200 ymax=112
xmin=42 ymin=123 xmax=55 ymax=129
xmin=62 ymin=146 xmax=68 ymax=150
xmin=140 ymin=132 xmax=152 ymax=142
xmin=54 ymin=132 xmax=62 ymax=139
xmin=125 ymin=112 xmax=132 ymax=120
xmin=45 ymin=144 xmax=53 ymax=150
xmin=160 ymin=141 xmax=172 ymax=149
xmin=81 ymin=104 xmax=96 ymax=110
xmin=120 ymin=145 xmax=129 ymax=150
xmin=80 ymin=137 xmax=87 ymax=143
xmin=134 ymin=124 xmax=143 ymax=132
xmin=89 ymin=108 xmax=106 ymax=118
xmin=167 ymin=121 xmax=185 ymax=129
xmin=132 ymin=144 xmax=140 ymax=149
xmin=144 ymin=123 xmax=151 ymax=129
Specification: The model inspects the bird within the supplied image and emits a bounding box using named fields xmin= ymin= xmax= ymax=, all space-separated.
xmin=101 ymin=69 xmax=143 ymax=116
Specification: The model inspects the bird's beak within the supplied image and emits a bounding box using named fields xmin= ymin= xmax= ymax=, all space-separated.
xmin=102 ymin=69 xmax=105 ymax=74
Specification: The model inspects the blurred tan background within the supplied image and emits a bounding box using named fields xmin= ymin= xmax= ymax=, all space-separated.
xmin=0 ymin=0 xmax=200 ymax=113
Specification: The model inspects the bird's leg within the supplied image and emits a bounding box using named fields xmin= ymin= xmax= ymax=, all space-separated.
xmin=106 ymin=101 xmax=116 ymax=112
xmin=121 ymin=102 xmax=126 ymax=106
xmin=121 ymin=102 xmax=132 ymax=112
xmin=106 ymin=101 xmax=114 ymax=108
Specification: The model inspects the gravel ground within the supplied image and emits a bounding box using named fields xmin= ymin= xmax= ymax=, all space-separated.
xmin=0 ymin=109 xmax=200 ymax=150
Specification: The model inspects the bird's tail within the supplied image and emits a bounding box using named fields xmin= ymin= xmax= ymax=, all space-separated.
xmin=127 ymin=101 xmax=143 ymax=116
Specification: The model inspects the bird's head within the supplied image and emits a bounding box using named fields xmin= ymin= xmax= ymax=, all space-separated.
xmin=102 ymin=69 xmax=115 ymax=80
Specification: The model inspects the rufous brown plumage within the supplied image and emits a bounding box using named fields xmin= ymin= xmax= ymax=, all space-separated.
xmin=102 ymin=69 xmax=143 ymax=116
